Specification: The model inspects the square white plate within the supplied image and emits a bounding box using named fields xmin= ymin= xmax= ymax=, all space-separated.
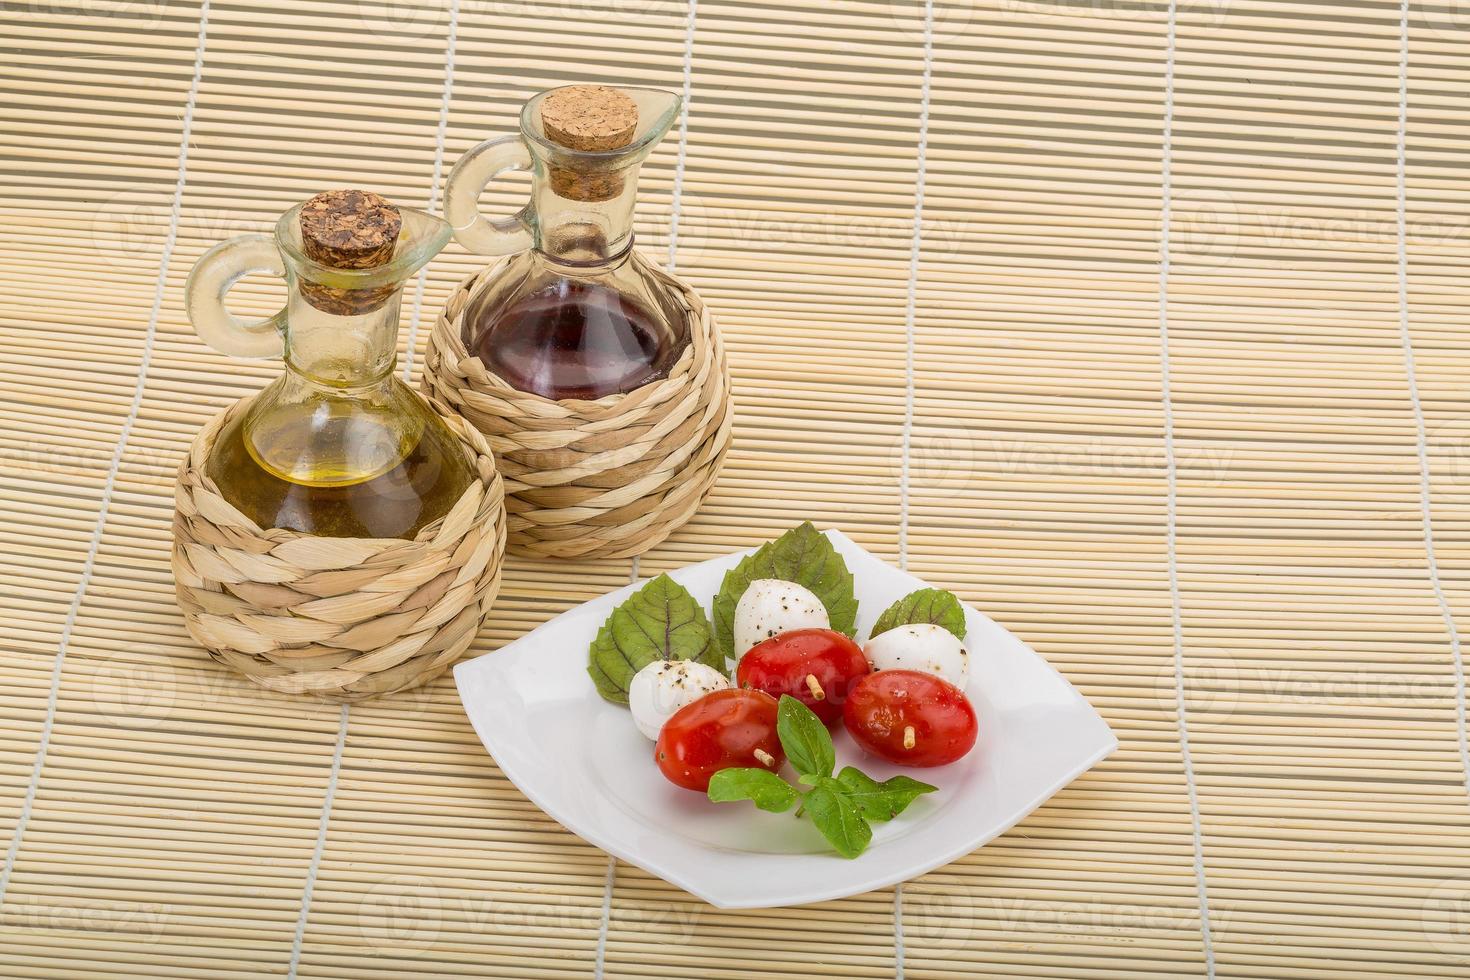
xmin=455 ymin=529 xmax=1116 ymax=909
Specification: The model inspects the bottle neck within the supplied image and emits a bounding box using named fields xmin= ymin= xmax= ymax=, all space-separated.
xmin=531 ymin=163 xmax=640 ymax=267
xmin=282 ymin=277 xmax=401 ymax=390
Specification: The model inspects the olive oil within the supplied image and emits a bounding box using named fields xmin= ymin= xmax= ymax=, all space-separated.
xmin=206 ymin=393 xmax=473 ymax=539
xmin=189 ymin=189 xmax=475 ymax=540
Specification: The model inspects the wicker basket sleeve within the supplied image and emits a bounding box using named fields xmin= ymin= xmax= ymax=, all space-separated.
xmin=422 ymin=259 xmax=732 ymax=560
xmin=171 ymin=401 xmax=507 ymax=702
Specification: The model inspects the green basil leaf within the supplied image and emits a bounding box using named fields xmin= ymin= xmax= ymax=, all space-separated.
xmin=712 ymin=522 xmax=857 ymax=659
xmin=803 ymin=784 xmax=872 ymax=859
xmin=832 ymin=766 xmax=938 ymax=822
xmin=870 ymin=588 xmax=967 ymax=641
xmin=587 ymin=574 xmax=720 ymax=704
xmin=707 ymin=768 xmax=800 ymax=813
xmin=776 ymin=695 xmax=835 ymax=779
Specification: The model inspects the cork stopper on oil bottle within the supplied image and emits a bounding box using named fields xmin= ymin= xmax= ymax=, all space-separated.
xmin=539 ymin=85 xmax=639 ymax=202
xmin=298 ymin=189 xmax=401 ymax=315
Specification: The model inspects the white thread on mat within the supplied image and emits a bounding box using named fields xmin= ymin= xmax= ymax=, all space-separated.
xmin=595 ymin=557 xmax=642 ymax=979
xmin=596 ymin=0 xmax=697 ymax=963
xmin=288 ymin=7 xmax=461 ymax=970
xmin=893 ymin=2 xmax=935 ymax=974
xmin=1157 ymin=1 xmax=1216 ymax=975
xmin=593 ymin=854 xmax=617 ymax=980
xmin=897 ymin=0 xmax=933 ymax=577
xmin=0 ymin=1 xmax=212 ymax=910
xmin=667 ymin=0 xmax=698 ymax=274
xmin=404 ymin=0 xmax=462 ymax=381
xmin=288 ymin=703 xmax=350 ymax=978
xmin=1394 ymin=1 xmax=1470 ymax=807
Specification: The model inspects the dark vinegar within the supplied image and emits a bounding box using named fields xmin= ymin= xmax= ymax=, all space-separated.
xmin=467 ymin=280 xmax=678 ymax=400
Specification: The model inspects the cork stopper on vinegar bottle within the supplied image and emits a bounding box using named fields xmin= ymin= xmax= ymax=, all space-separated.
xmin=539 ymin=85 xmax=639 ymax=202
xmin=298 ymin=189 xmax=402 ymax=314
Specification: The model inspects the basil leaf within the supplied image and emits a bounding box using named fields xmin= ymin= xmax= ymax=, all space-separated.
xmin=712 ymin=522 xmax=857 ymax=659
xmin=707 ymin=768 xmax=799 ymax=813
xmin=587 ymin=574 xmax=719 ymax=704
xmin=776 ymin=695 xmax=835 ymax=779
xmin=832 ymin=766 xmax=938 ymax=822
xmin=803 ymin=784 xmax=872 ymax=859
xmin=870 ymin=588 xmax=966 ymax=641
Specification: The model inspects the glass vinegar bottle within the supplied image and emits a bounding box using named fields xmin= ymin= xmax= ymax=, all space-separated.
xmin=445 ymin=85 xmax=690 ymax=400
xmin=186 ymin=189 xmax=474 ymax=539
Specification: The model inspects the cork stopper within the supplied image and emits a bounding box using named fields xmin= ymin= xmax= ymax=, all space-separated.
xmin=541 ymin=85 xmax=638 ymax=151
xmin=539 ymin=86 xmax=639 ymax=202
xmin=298 ymin=189 xmax=402 ymax=315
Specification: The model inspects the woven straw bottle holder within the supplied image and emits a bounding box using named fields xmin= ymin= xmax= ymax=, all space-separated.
xmin=427 ymin=85 xmax=733 ymax=560
xmin=173 ymin=192 xmax=507 ymax=702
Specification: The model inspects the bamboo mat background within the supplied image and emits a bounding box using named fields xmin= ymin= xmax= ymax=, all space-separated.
xmin=2 ymin=0 xmax=1469 ymax=977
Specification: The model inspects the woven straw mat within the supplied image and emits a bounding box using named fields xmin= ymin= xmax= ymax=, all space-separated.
xmin=3 ymin=2 xmax=1470 ymax=979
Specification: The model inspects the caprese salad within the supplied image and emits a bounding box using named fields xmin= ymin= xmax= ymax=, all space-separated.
xmin=586 ymin=522 xmax=979 ymax=858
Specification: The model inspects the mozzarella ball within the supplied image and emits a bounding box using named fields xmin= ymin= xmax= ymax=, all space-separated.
xmin=863 ymin=623 xmax=969 ymax=688
xmin=734 ymin=579 xmax=830 ymax=657
xmin=629 ymin=660 xmax=730 ymax=740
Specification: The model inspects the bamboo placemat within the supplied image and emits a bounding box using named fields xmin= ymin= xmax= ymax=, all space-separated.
xmin=3 ymin=0 xmax=1469 ymax=977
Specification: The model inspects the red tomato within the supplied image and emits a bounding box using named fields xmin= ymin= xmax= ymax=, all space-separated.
xmin=655 ymin=689 xmax=784 ymax=791
xmin=735 ymin=628 xmax=871 ymax=725
xmin=842 ymin=669 xmax=977 ymax=767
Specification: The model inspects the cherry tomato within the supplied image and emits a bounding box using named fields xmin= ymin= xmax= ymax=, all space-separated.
xmin=736 ymin=628 xmax=870 ymax=725
xmin=842 ymin=669 xmax=977 ymax=767
xmin=655 ymin=689 xmax=784 ymax=791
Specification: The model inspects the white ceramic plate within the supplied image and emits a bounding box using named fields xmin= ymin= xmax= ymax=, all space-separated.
xmin=455 ymin=529 xmax=1116 ymax=909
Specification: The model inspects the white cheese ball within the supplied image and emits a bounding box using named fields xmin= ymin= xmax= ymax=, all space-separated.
xmin=734 ymin=579 xmax=830 ymax=657
xmin=628 ymin=660 xmax=730 ymax=740
xmin=863 ymin=623 xmax=969 ymax=688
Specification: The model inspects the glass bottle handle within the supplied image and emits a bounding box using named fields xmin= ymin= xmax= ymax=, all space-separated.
xmin=444 ymin=134 xmax=535 ymax=256
xmin=185 ymin=234 xmax=287 ymax=359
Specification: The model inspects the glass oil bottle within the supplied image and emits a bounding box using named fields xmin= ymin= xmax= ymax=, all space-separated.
xmin=444 ymin=85 xmax=691 ymax=400
xmin=185 ymin=189 xmax=473 ymax=538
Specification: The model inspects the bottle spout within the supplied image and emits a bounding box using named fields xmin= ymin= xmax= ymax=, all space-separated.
xmin=522 ymin=85 xmax=682 ymax=169
xmin=275 ymin=202 xmax=451 ymax=292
